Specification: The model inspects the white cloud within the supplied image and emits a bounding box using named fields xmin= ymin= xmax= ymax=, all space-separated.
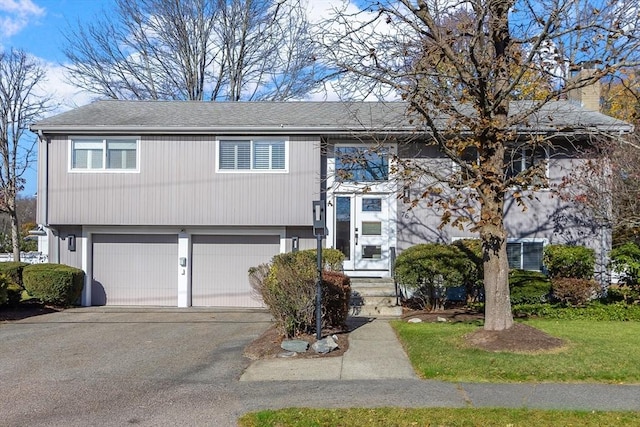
xmin=0 ymin=0 xmax=45 ymax=38
xmin=36 ymin=60 xmax=95 ymax=116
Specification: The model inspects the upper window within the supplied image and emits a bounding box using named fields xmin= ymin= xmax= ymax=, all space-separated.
xmin=505 ymin=146 xmax=548 ymax=183
xmin=335 ymin=146 xmax=389 ymax=182
xmin=70 ymin=138 xmax=138 ymax=171
xmin=217 ymin=139 xmax=287 ymax=172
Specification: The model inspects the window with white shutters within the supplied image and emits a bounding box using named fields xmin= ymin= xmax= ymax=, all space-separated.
xmin=217 ymin=138 xmax=288 ymax=172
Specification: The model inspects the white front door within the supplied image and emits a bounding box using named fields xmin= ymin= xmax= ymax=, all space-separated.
xmin=334 ymin=193 xmax=391 ymax=273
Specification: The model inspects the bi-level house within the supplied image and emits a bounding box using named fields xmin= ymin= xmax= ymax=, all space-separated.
xmin=30 ymin=100 xmax=631 ymax=308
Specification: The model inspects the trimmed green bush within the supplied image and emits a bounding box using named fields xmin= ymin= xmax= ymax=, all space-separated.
xmin=23 ymin=263 xmax=84 ymax=306
xmin=249 ymin=249 xmax=347 ymax=338
xmin=543 ymin=244 xmax=595 ymax=279
xmin=0 ymin=262 xmax=29 ymax=288
xmin=395 ymin=243 xmax=479 ymax=308
xmin=452 ymin=238 xmax=483 ymax=277
xmin=509 ymin=269 xmax=551 ymax=304
xmin=513 ymin=302 xmax=640 ymax=321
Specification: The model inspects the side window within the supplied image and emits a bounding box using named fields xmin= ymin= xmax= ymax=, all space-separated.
xmin=71 ymin=138 xmax=138 ymax=171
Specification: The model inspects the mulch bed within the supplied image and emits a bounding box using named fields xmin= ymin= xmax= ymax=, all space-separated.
xmin=0 ymin=301 xmax=61 ymax=322
xmin=243 ymin=324 xmax=351 ymax=360
xmin=244 ymin=308 xmax=566 ymax=359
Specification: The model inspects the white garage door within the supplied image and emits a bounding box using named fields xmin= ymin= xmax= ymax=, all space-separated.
xmin=92 ymin=234 xmax=178 ymax=306
xmin=191 ymin=235 xmax=280 ymax=307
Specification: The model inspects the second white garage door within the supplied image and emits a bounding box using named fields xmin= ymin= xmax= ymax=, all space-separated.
xmin=191 ymin=235 xmax=280 ymax=307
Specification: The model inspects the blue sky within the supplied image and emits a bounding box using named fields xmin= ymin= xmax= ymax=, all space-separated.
xmin=2 ymin=0 xmax=110 ymax=196
xmin=1 ymin=0 xmax=350 ymax=197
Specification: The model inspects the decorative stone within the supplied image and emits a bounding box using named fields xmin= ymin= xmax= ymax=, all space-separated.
xmin=280 ymin=339 xmax=309 ymax=353
xmin=437 ymin=316 xmax=448 ymax=322
xmin=312 ymin=335 xmax=339 ymax=354
xmin=277 ymin=351 xmax=298 ymax=358
xmin=408 ymin=318 xmax=422 ymax=323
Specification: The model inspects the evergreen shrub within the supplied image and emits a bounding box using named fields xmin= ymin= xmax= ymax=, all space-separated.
xmin=543 ymin=244 xmax=595 ymax=279
xmin=23 ymin=264 xmax=84 ymax=306
xmin=0 ymin=262 xmax=29 ymax=288
xmin=509 ymin=269 xmax=551 ymax=304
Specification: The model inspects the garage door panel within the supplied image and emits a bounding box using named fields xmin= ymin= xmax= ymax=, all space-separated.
xmin=92 ymin=234 xmax=178 ymax=306
xmin=192 ymin=235 xmax=279 ymax=307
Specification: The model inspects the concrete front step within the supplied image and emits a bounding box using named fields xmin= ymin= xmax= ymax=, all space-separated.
xmin=349 ymin=277 xmax=401 ymax=318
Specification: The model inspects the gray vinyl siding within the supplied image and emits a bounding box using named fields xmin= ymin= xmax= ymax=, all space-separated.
xmin=395 ymin=144 xmax=601 ymax=252
xmin=54 ymin=226 xmax=83 ymax=268
xmin=45 ymin=135 xmax=320 ymax=226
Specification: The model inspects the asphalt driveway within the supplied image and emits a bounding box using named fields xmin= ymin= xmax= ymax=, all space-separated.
xmin=4 ymin=307 xmax=640 ymax=426
xmin=0 ymin=307 xmax=273 ymax=426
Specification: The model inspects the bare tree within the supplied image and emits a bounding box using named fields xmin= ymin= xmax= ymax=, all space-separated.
xmin=0 ymin=49 xmax=52 ymax=261
xmin=319 ymin=1 xmax=640 ymax=330
xmin=62 ymin=0 xmax=320 ymax=101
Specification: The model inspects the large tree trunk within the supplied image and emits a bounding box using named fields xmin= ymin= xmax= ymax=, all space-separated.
xmin=481 ymin=219 xmax=513 ymax=331
xmin=10 ymin=209 xmax=20 ymax=262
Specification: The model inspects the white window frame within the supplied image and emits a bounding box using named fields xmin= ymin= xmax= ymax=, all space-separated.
xmin=69 ymin=136 xmax=140 ymax=173
xmin=215 ymin=137 xmax=289 ymax=173
xmin=507 ymin=238 xmax=548 ymax=271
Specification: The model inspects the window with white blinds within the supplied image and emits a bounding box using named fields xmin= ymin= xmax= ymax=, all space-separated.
xmin=218 ymin=139 xmax=287 ymax=172
xmin=71 ymin=138 xmax=138 ymax=171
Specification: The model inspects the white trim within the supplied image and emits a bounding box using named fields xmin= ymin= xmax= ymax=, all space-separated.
xmin=215 ymin=136 xmax=289 ymax=173
xmin=177 ymin=232 xmax=191 ymax=308
xmin=326 ymin=142 xmax=398 ymax=277
xmin=68 ymin=136 xmax=141 ymax=173
xmin=80 ymin=231 xmax=91 ymax=306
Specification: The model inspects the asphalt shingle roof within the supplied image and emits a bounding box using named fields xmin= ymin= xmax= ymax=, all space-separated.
xmin=31 ymin=100 xmax=632 ymax=135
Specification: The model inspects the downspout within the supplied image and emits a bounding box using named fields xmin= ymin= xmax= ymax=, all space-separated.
xmin=38 ymin=130 xmax=57 ymax=263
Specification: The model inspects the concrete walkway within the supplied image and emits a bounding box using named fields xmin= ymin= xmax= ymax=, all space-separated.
xmin=241 ymin=318 xmax=416 ymax=381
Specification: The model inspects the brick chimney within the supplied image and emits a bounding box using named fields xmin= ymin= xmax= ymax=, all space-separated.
xmin=567 ymin=65 xmax=601 ymax=111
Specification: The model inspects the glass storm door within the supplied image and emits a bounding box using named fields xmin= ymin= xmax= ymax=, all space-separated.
xmin=334 ymin=194 xmax=390 ymax=271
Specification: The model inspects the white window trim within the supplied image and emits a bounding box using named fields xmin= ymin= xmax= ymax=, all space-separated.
xmin=215 ymin=136 xmax=289 ymax=173
xmin=68 ymin=136 xmax=140 ymax=173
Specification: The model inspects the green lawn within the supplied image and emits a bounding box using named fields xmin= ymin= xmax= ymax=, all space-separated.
xmin=238 ymin=407 xmax=640 ymax=426
xmin=393 ymin=319 xmax=640 ymax=383
xmin=239 ymin=320 xmax=640 ymax=426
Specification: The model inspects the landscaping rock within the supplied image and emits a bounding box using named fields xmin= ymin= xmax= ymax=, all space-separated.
xmin=408 ymin=318 xmax=422 ymax=323
xmin=277 ymin=351 xmax=298 ymax=358
xmin=312 ymin=335 xmax=339 ymax=354
xmin=281 ymin=339 xmax=309 ymax=353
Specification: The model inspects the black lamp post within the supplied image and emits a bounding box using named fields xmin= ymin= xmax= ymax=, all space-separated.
xmin=312 ymin=200 xmax=327 ymax=340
